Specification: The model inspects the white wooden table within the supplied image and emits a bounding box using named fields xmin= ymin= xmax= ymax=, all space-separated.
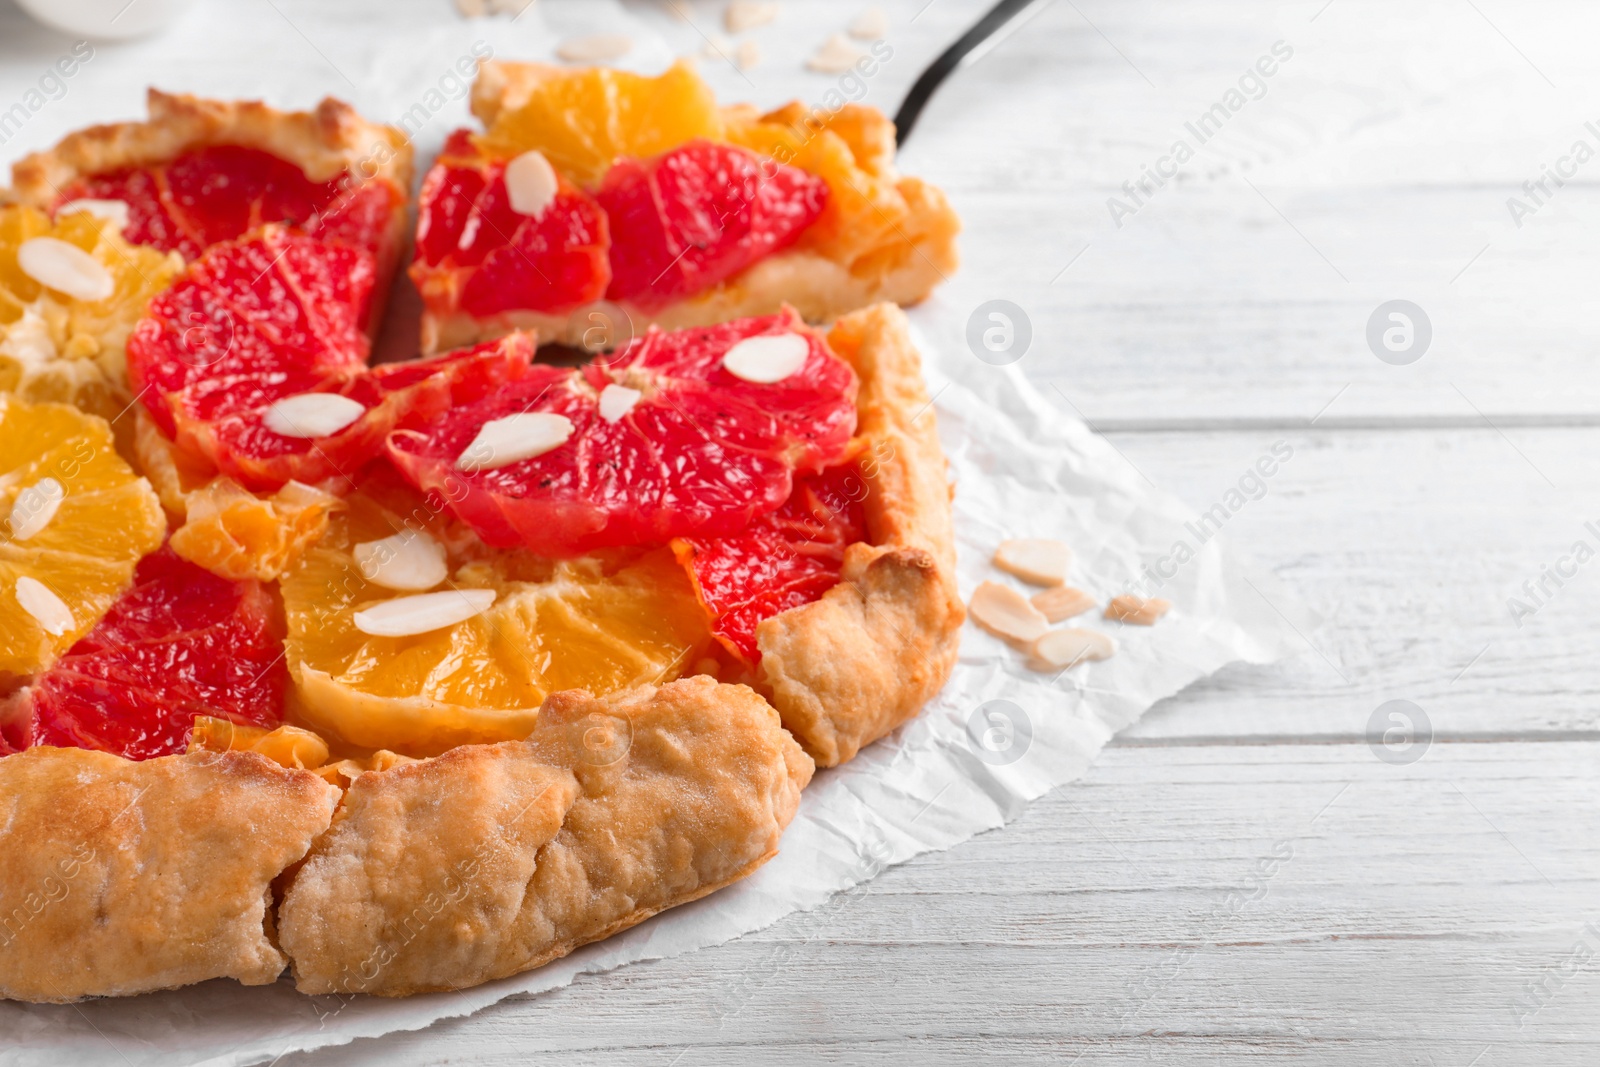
xmin=6 ymin=0 xmax=1595 ymax=1061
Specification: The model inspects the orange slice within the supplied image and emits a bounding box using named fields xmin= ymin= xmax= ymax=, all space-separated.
xmin=0 ymin=205 xmax=183 ymax=421
xmin=169 ymin=477 xmax=341 ymax=582
xmin=280 ymin=472 xmax=711 ymax=756
xmin=476 ymin=61 xmax=724 ymax=187
xmin=0 ymin=395 xmax=166 ymax=677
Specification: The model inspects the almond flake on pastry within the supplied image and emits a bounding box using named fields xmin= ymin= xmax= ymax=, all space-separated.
xmin=262 ymin=393 xmax=366 ymax=438
xmin=15 ymin=576 xmax=74 ymax=636
xmin=723 ymin=332 xmax=809 ymax=383
xmin=504 ymin=149 xmax=558 ymax=218
xmin=8 ymin=477 xmax=64 ymax=541
xmin=56 ymin=197 xmax=131 ymax=228
xmin=455 ymin=411 xmax=575 ymax=471
xmin=352 ymin=588 xmax=496 ymax=637
xmin=17 ymin=237 xmax=114 ymax=302
xmin=353 ymin=530 xmax=449 ymax=591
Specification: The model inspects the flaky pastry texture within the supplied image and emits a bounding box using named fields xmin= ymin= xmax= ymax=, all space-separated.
xmin=755 ymin=303 xmax=964 ymax=767
xmin=6 ymin=89 xmax=413 ymax=203
xmin=0 ymin=747 xmax=339 ymax=1003
xmin=277 ymin=676 xmax=813 ymax=996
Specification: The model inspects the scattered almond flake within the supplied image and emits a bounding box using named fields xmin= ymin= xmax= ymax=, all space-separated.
xmin=352 ymin=588 xmax=497 ymax=638
xmin=505 ymin=150 xmax=558 ymax=218
xmin=734 ymin=39 xmax=762 ymax=70
xmin=969 ymin=580 xmax=1049 ymax=645
xmin=702 ymin=33 xmax=734 ymax=59
xmin=454 ymin=0 xmax=486 ymax=16
xmin=1028 ymin=628 xmax=1116 ymax=671
xmin=598 ymin=383 xmax=643 ymax=422
xmin=722 ymin=333 xmax=809 ymax=383
xmin=725 ymin=0 xmax=779 ymax=33
xmin=807 ymin=32 xmax=866 ymax=73
xmin=354 ymin=530 xmax=450 ymax=592
xmin=488 ymin=0 xmax=531 ymax=12
xmin=456 ymin=412 xmax=575 ymax=472
xmin=557 ymin=33 xmax=633 ymax=63
xmin=17 ymin=237 xmax=114 ymax=303
xmin=262 ymin=392 xmax=366 ymax=438
xmin=16 ymin=576 xmax=73 ymax=636
xmin=57 ymin=198 xmax=131 ymax=230
xmin=8 ymin=477 xmax=64 ymax=542
xmin=1031 ymin=584 xmax=1095 ymax=623
xmin=849 ymin=7 xmax=888 ymax=39
xmin=994 ymin=537 xmax=1073 ymax=586
xmin=1105 ymin=594 xmax=1172 ymax=625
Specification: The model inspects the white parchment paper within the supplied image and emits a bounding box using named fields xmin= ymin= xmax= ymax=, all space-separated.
xmin=0 ymin=2 xmax=1304 ymax=1061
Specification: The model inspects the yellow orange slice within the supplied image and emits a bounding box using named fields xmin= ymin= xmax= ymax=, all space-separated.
xmin=0 ymin=395 xmax=166 ymax=676
xmin=169 ymin=477 xmax=341 ymax=582
xmin=0 ymin=205 xmax=183 ymax=422
xmin=280 ymin=474 xmax=711 ymax=756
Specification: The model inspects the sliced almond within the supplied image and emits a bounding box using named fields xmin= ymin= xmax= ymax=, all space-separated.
xmin=994 ymin=537 xmax=1073 ymax=586
xmin=505 ymin=150 xmax=558 ymax=218
xmin=849 ymin=7 xmax=888 ymax=39
xmin=262 ymin=393 xmax=366 ymax=438
xmin=969 ymin=580 xmax=1049 ymax=645
xmin=702 ymin=33 xmax=734 ymax=59
xmin=16 ymin=576 xmax=73 ymax=636
xmin=17 ymin=237 xmax=114 ymax=303
xmin=556 ymin=33 xmax=633 ymax=63
xmin=57 ymin=198 xmax=131 ymax=230
xmin=1031 ymin=584 xmax=1095 ymax=623
xmin=722 ymin=333 xmax=809 ymax=384
xmin=598 ymin=383 xmax=642 ymax=422
xmin=1105 ymin=594 xmax=1172 ymax=625
xmin=8 ymin=478 xmax=65 ymax=542
xmin=353 ymin=530 xmax=449 ymax=592
xmin=352 ymin=588 xmax=496 ymax=638
xmin=734 ymin=39 xmax=762 ymax=70
xmin=725 ymin=0 xmax=779 ymax=32
xmin=807 ymin=32 xmax=866 ymax=73
xmin=456 ymin=412 xmax=575 ymax=472
xmin=1028 ymin=628 xmax=1115 ymax=672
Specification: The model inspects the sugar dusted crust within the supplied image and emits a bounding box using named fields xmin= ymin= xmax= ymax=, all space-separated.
xmin=5 ymin=89 xmax=413 ymax=204
xmin=0 ymin=747 xmax=339 ymax=1003
xmin=278 ymin=676 xmax=812 ymax=996
xmin=756 ymin=304 xmax=964 ymax=767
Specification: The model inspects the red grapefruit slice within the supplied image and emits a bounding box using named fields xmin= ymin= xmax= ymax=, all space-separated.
xmin=56 ymin=144 xmax=402 ymax=263
xmin=411 ymin=130 xmax=610 ymax=319
xmin=0 ymin=547 xmax=287 ymax=761
xmin=386 ymin=310 xmax=858 ymax=557
xmin=673 ymin=464 xmax=868 ymax=666
xmin=128 ymin=228 xmax=534 ymax=491
xmin=597 ymin=139 xmax=827 ymax=310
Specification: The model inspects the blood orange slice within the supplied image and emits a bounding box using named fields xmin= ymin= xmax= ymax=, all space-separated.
xmin=411 ymin=130 xmax=611 ymax=319
xmin=597 ymin=140 xmax=827 ymax=310
xmin=56 ymin=144 xmax=403 ymax=264
xmin=128 ymin=227 xmax=533 ymax=491
xmin=0 ymin=546 xmax=286 ymax=760
xmin=387 ymin=310 xmax=857 ymax=557
xmin=673 ymin=464 xmax=868 ymax=666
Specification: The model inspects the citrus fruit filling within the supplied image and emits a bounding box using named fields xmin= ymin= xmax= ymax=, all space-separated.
xmin=280 ymin=472 xmax=711 ymax=756
xmin=674 ymin=464 xmax=868 ymax=666
xmin=411 ymin=130 xmax=611 ymax=319
xmin=128 ymin=227 xmax=534 ymax=491
xmin=55 ymin=143 xmax=403 ymax=263
xmin=0 ymin=204 xmax=183 ymax=420
xmin=386 ymin=310 xmax=857 ymax=557
xmin=0 ymin=396 xmax=167 ymax=681
xmin=0 ymin=546 xmax=287 ymax=760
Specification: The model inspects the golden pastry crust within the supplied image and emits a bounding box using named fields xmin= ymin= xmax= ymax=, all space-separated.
xmin=6 ymin=89 xmax=413 ymax=203
xmin=278 ymin=676 xmax=812 ymax=996
xmin=0 ymin=747 xmax=339 ymax=1003
xmin=756 ymin=303 xmax=964 ymax=767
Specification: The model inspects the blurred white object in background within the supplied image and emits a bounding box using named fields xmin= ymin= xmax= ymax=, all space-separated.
xmin=13 ymin=0 xmax=198 ymax=40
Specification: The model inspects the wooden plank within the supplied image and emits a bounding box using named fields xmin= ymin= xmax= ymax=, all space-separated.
xmin=279 ymin=741 xmax=1600 ymax=1066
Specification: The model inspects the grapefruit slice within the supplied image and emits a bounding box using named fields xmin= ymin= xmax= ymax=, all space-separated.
xmin=386 ymin=310 xmax=857 ymax=557
xmin=280 ymin=469 xmax=711 ymax=756
xmin=0 ymin=204 xmax=183 ymax=420
xmin=56 ymin=143 xmax=403 ymax=263
xmin=674 ymin=464 xmax=868 ymax=666
xmin=411 ymin=130 xmax=611 ymax=319
xmin=597 ymin=139 xmax=827 ymax=310
xmin=128 ymin=228 xmax=533 ymax=491
xmin=0 ymin=546 xmax=287 ymax=760
xmin=0 ymin=396 xmax=166 ymax=682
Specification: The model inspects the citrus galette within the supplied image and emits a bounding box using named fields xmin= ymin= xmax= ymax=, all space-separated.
xmin=0 ymin=82 xmax=961 ymax=1003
